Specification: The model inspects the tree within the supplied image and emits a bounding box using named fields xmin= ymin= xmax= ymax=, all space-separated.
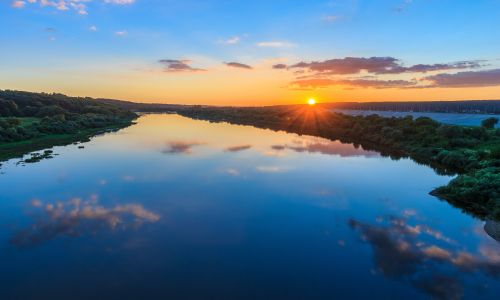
xmin=481 ymin=117 xmax=499 ymax=129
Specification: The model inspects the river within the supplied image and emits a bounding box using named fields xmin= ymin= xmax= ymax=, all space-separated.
xmin=0 ymin=114 xmax=499 ymax=299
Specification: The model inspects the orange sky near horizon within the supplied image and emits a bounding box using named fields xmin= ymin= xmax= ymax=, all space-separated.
xmin=2 ymin=65 xmax=500 ymax=106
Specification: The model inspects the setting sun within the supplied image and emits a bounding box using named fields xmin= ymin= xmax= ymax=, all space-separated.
xmin=308 ymin=98 xmax=316 ymax=106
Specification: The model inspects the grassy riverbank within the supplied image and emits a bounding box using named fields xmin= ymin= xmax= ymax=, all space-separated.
xmin=174 ymin=105 xmax=500 ymax=221
xmin=0 ymin=121 xmax=134 ymax=162
xmin=0 ymin=90 xmax=137 ymax=162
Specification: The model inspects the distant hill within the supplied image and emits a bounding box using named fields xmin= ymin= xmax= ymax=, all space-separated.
xmin=320 ymin=100 xmax=500 ymax=114
xmin=96 ymin=98 xmax=185 ymax=112
xmin=97 ymin=98 xmax=500 ymax=115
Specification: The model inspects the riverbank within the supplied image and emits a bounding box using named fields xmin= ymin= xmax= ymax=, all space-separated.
xmin=174 ymin=105 xmax=500 ymax=221
xmin=0 ymin=90 xmax=138 ymax=163
xmin=0 ymin=120 xmax=135 ymax=162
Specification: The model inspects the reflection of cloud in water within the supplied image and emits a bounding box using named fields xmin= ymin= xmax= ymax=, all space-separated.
xmin=272 ymin=138 xmax=377 ymax=157
xmin=485 ymin=220 xmax=500 ymax=243
xmin=349 ymin=216 xmax=500 ymax=299
xmin=256 ymin=165 xmax=290 ymax=173
xmin=225 ymin=144 xmax=252 ymax=152
xmin=223 ymin=168 xmax=240 ymax=176
xmin=11 ymin=196 xmax=160 ymax=249
xmin=163 ymin=141 xmax=203 ymax=154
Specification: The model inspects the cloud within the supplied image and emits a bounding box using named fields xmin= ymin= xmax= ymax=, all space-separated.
xmin=12 ymin=0 xmax=134 ymax=15
xmin=279 ymin=56 xmax=490 ymax=90
xmin=289 ymin=78 xmax=417 ymax=90
xmin=225 ymin=144 xmax=252 ymax=152
xmin=272 ymin=63 xmax=288 ymax=70
xmin=287 ymin=57 xmax=481 ymax=75
xmin=158 ymin=59 xmax=206 ymax=73
xmin=11 ymin=1 xmax=26 ymax=8
xmin=11 ymin=196 xmax=160 ymax=249
xmin=224 ymin=62 xmax=253 ymax=70
xmin=115 ymin=30 xmax=127 ymax=36
xmin=395 ymin=0 xmax=413 ymax=13
xmin=256 ymin=41 xmax=294 ymax=48
xmin=222 ymin=36 xmax=241 ymax=45
xmin=423 ymin=69 xmax=500 ymax=88
xmin=89 ymin=25 xmax=98 ymax=32
xmin=163 ymin=141 xmax=203 ymax=154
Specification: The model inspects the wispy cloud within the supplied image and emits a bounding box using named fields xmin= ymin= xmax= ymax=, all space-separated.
xmin=279 ymin=56 xmax=488 ymax=90
xmin=422 ymin=69 xmax=500 ymax=88
xmin=158 ymin=59 xmax=206 ymax=73
xmin=286 ymin=57 xmax=481 ymax=75
xmin=395 ymin=0 xmax=413 ymax=13
xmin=290 ymin=78 xmax=417 ymax=90
xmin=11 ymin=1 xmax=26 ymax=8
xmin=11 ymin=0 xmax=134 ymax=15
xmin=222 ymin=36 xmax=241 ymax=45
xmin=224 ymin=62 xmax=253 ymax=70
xmin=89 ymin=25 xmax=98 ymax=32
xmin=114 ymin=30 xmax=127 ymax=36
xmin=272 ymin=63 xmax=288 ymax=70
xmin=256 ymin=41 xmax=294 ymax=48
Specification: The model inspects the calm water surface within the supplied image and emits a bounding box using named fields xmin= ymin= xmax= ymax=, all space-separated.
xmin=1 ymin=114 xmax=499 ymax=299
xmin=333 ymin=109 xmax=500 ymax=128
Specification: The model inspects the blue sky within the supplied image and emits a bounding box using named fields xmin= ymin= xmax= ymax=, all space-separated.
xmin=1 ymin=0 xmax=500 ymax=105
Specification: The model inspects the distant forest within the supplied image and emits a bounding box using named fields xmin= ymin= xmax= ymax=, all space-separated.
xmin=98 ymin=98 xmax=500 ymax=115
xmin=0 ymin=90 xmax=134 ymax=118
xmin=322 ymin=100 xmax=500 ymax=114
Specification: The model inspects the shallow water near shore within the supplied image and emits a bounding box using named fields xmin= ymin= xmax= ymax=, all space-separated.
xmin=0 ymin=114 xmax=499 ymax=299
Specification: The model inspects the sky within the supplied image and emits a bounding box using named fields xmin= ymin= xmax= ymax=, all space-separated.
xmin=1 ymin=0 xmax=500 ymax=106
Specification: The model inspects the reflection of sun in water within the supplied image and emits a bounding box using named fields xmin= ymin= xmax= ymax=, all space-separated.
xmin=308 ymin=98 xmax=316 ymax=106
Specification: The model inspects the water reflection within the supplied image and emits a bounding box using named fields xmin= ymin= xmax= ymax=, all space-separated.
xmin=163 ymin=141 xmax=204 ymax=154
xmin=272 ymin=137 xmax=378 ymax=157
xmin=0 ymin=114 xmax=498 ymax=299
xmin=485 ymin=221 xmax=500 ymax=243
xmin=224 ymin=144 xmax=252 ymax=152
xmin=349 ymin=216 xmax=500 ymax=299
xmin=11 ymin=195 xmax=160 ymax=249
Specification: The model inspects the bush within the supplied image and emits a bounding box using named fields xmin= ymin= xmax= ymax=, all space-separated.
xmin=481 ymin=117 xmax=499 ymax=129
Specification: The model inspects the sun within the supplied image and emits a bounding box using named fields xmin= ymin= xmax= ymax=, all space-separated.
xmin=308 ymin=98 xmax=316 ymax=106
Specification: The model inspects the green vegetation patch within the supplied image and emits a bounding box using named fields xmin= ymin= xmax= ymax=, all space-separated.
xmin=0 ymin=90 xmax=137 ymax=162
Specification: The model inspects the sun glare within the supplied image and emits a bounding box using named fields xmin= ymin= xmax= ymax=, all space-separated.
xmin=308 ymin=98 xmax=316 ymax=106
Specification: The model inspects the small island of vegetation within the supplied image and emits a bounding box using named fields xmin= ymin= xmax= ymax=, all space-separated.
xmin=173 ymin=105 xmax=500 ymax=221
xmin=0 ymin=90 xmax=137 ymax=162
